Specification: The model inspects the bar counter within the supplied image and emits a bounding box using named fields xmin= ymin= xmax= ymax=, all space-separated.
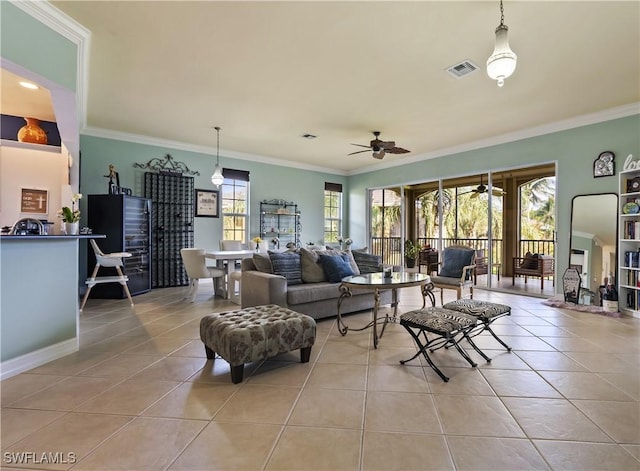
xmin=0 ymin=234 xmax=105 ymax=379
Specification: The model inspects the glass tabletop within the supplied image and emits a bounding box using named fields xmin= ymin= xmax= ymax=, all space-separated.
xmin=341 ymin=272 xmax=430 ymax=287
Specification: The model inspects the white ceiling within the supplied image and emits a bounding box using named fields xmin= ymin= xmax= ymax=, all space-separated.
xmin=11 ymin=1 xmax=640 ymax=173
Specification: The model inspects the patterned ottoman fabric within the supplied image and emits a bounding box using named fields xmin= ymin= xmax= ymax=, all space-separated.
xmin=400 ymin=307 xmax=477 ymax=334
xmin=200 ymin=304 xmax=316 ymax=383
xmin=443 ymin=299 xmax=511 ymax=319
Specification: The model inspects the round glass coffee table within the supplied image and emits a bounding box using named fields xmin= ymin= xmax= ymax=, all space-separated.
xmin=337 ymin=272 xmax=435 ymax=348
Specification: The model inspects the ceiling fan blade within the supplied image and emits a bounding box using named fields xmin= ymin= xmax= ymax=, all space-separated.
xmin=492 ymin=188 xmax=506 ymax=196
xmin=372 ymin=149 xmax=385 ymax=159
xmin=380 ymin=141 xmax=396 ymax=149
xmin=350 ymin=143 xmax=372 ymax=148
xmin=347 ymin=149 xmax=371 ymax=156
xmin=387 ymin=147 xmax=410 ymax=154
xmin=470 ymin=192 xmax=480 ymax=199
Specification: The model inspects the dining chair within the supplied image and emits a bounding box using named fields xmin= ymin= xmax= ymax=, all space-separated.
xmin=180 ymin=248 xmax=226 ymax=302
xmin=80 ymin=239 xmax=134 ymax=311
xmin=219 ymin=240 xmax=243 ymax=251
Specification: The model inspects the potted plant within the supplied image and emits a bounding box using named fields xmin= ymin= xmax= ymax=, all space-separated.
xmin=404 ymin=239 xmax=420 ymax=268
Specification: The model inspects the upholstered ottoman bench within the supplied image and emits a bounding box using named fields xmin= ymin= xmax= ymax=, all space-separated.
xmin=399 ymin=307 xmax=487 ymax=382
xmin=443 ymin=299 xmax=512 ymax=353
xmin=199 ymin=304 xmax=316 ymax=384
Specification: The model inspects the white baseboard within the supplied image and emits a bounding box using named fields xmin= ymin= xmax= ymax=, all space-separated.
xmin=0 ymin=338 xmax=78 ymax=380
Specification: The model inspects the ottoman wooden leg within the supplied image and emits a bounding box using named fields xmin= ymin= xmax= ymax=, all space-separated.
xmin=230 ymin=364 xmax=245 ymax=384
xmin=300 ymin=346 xmax=312 ymax=363
xmin=204 ymin=345 xmax=215 ymax=360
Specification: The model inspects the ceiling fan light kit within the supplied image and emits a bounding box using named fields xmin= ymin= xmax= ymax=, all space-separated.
xmin=487 ymin=0 xmax=517 ymax=87
xmin=211 ymin=126 xmax=224 ymax=187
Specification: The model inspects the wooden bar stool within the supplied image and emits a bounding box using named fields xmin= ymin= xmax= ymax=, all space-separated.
xmin=80 ymin=239 xmax=134 ymax=311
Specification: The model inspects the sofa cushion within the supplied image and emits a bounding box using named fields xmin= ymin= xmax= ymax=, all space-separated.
xmin=253 ymin=253 xmax=273 ymax=273
xmin=439 ymin=247 xmax=475 ymax=279
xmin=287 ymin=282 xmax=341 ymax=305
xmin=300 ymin=247 xmax=328 ymax=283
xmin=520 ymin=252 xmax=538 ymax=269
xmin=319 ymin=253 xmax=355 ymax=283
xmin=352 ymin=250 xmax=382 ymax=274
xmin=268 ymin=251 xmax=302 ymax=285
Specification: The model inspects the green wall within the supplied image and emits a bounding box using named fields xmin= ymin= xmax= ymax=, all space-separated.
xmin=79 ymin=135 xmax=348 ymax=251
xmin=0 ymin=2 xmax=77 ymax=91
xmin=348 ymin=114 xmax=640 ymax=293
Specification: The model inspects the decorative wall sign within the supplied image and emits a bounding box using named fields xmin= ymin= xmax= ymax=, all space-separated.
xmin=133 ymin=153 xmax=200 ymax=176
xmin=622 ymin=153 xmax=638 ymax=171
xmin=562 ymin=267 xmax=581 ymax=304
xmin=593 ymin=151 xmax=615 ymax=178
xmin=20 ymin=188 xmax=48 ymax=214
xmin=195 ymin=189 xmax=220 ymax=217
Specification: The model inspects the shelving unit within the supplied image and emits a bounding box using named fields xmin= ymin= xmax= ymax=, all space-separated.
xmin=618 ymin=168 xmax=640 ymax=318
xmin=260 ymin=199 xmax=301 ymax=249
xmin=144 ymin=172 xmax=194 ymax=288
xmin=87 ymin=194 xmax=152 ymax=298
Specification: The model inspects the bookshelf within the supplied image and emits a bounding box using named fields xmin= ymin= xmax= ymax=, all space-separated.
xmin=619 ymin=168 xmax=640 ymax=317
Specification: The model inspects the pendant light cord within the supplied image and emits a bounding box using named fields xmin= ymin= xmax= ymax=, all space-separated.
xmin=214 ymin=126 xmax=221 ymax=165
xmin=499 ymin=0 xmax=505 ymax=27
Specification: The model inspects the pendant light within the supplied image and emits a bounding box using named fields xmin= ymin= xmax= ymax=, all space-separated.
xmin=486 ymin=0 xmax=517 ymax=87
xmin=211 ymin=126 xmax=224 ymax=187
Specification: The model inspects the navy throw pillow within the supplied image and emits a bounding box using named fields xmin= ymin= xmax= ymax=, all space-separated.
xmin=319 ymin=253 xmax=355 ymax=282
xmin=439 ymin=248 xmax=475 ymax=279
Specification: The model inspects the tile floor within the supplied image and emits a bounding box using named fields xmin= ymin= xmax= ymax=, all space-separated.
xmin=1 ymin=283 xmax=639 ymax=470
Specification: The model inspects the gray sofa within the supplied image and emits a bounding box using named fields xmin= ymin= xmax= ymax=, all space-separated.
xmin=240 ymin=249 xmax=392 ymax=320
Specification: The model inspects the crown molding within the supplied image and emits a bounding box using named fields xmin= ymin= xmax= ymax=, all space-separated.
xmin=82 ymin=127 xmax=349 ymax=176
xmin=348 ymin=102 xmax=640 ymax=176
xmin=11 ymin=0 xmax=91 ymax=128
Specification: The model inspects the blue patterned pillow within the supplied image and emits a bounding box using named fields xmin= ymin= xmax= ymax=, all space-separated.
xmin=268 ymin=251 xmax=302 ymax=285
xmin=439 ymin=248 xmax=475 ymax=279
xmin=318 ymin=253 xmax=355 ymax=283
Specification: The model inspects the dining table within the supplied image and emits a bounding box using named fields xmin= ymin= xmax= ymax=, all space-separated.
xmin=205 ymin=249 xmax=255 ymax=299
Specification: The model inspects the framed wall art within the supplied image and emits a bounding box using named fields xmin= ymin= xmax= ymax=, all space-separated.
xmin=593 ymin=151 xmax=615 ymax=178
xmin=20 ymin=188 xmax=48 ymax=214
xmin=195 ymin=188 xmax=220 ymax=217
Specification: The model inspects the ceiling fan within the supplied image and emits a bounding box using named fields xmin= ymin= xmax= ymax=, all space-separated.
xmin=460 ymin=176 xmax=507 ymax=198
xmin=348 ymin=131 xmax=410 ymax=159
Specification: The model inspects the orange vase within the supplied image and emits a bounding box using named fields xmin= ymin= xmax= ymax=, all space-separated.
xmin=17 ymin=117 xmax=48 ymax=145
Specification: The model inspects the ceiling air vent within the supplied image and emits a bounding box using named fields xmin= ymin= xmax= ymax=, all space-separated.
xmin=446 ymin=60 xmax=479 ymax=79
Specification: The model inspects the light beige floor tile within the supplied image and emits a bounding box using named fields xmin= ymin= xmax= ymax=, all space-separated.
xmin=539 ymin=371 xmax=636 ymax=401
xmin=447 ymin=436 xmax=549 ymax=470
xmin=475 ymin=335 xmax=557 ymax=351
xmin=289 ymin=388 xmax=365 ymax=429
xmin=74 ymin=379 xmax=180 ymax=415
xmin=130 ymin=356 xmax=207 ymax=382
xmin=316 ymin=338 xmax=370 ymax=365
xmin=538 ymin=336 xmax=607 ymax=353
xmin=367 ymin=364 xmax=430 ymax=393
xmin=515 ymin=350 xmax=589 ymax=371
xmin=1 ymin=374 xmax=67 ymax=406
xmin=142 ymin=381 xmax=238 ymax=420
xmin=168 ymin=339 xmax=207 ymax=358
xmin=621 ymin=444 xmax=640 ymax=461
xmin=187 ymin=358 xmax=261 ymax=384
xmin=305 ymin=363 xmax=368 ymax=390
xmin=597 ymin=372 xmax=640 ymax=401
xmin=564 ymin=351 xmax=639 ymax=374
xmin=122 ymin=337 xmax=192 ymax=355
xmin=572 ymin=400 xmax=640 ymax=444
xmin=214 ymin=384 xmax=300 ymax=424
xmin=27 ymin=351 xmax=118 ymax=376
xmin=434 ymin=394 xmax=525 ymax=437
xmin=2 ymin=412 xmax=133 ymax=470
xmin=368 ymin=345 xmax=421 ymax=366
xmin=365 ymin=391 xmax=442 ymax=434
xmin=475 ymin=350 xmax=533 ymax=370
xmin=521 ymin=324 xmax=574 ymax=337
xmin=428 ymin=367 xmax=495 ymax=395
xmin=533 ymin=440 xmax=640 ymax=471
xmin=80 ymin=334 xmax=151 ymax=353
xmin=481 ymin=369 xmax=562 ymax=398
xmin=76 ymin=353 xmax=164 ymax=378
xmin=72 ymin=417 xmax=206 ymax=470
xmin=248 ymin=360 xmax=313 ymax=387
xmin=10 ymin=377 xmax=115 ymax=411
xmin=168 ymin=421 xmax=282 ymax=470
xmin=266 ymin=426 xmax=361 ymax=471
xmin=502 ymin=397 xmax=612 ymax=442
xmin=0 ymin=409 xmax=65 ymax=448
xmin=362 ymin=431 xmax=454 ymax=470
